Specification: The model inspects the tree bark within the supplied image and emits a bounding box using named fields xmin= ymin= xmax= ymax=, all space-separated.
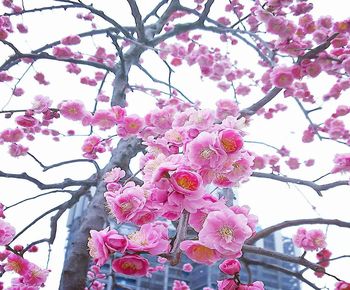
xmin=59 ymin=137 xmax=144 ymax=290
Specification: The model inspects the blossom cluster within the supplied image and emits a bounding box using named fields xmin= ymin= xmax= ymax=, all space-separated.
xmin=0 ymin=203 xmax=49 ymax=289
xmin=87 ymin=98 xmax=260 ymax=288
xmin=293 ymin=227 xmax=327 ymax=251
xmin=217 ymin=259 xmax=264 ymax=290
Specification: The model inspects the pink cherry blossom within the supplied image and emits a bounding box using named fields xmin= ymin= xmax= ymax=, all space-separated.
xmin=104 ymin=167 xmax=126 ymax=183
xmin=31 ymin=95 xmax=52 ymax=113
xmin=331 ymin=153 xmax=350 ymax=173
xmin=186 ymin=132 xmax=225 ymax=169
xmin=335 ymin=281 xmax=350 ymax=290
xmin=52 ymin=46 xmax=74 ymax=58
xmin=130 ymin=208 xmax=156 ymax=225
xmin=0 ymin=71 xmax=13 ymax=82
xmin=88 ymin=228 xmax=110 ymax=266
xmin=15 ymin=115 xmax=39 ymax=128
xmin=111 ymin=106 xmax=126 ymax=123
xmin=112 ymin=254 xmax=149 ymax=276
xmin=91 ymin=110 xmax=117 ymax=130
xmin=198 ymin=209 xmax=252 ymax=257
xmin=0 ymin=219 xmax=15 ymax=245
xmin=118 ymin=114 xmax=144 ymax=137
xmin=217 ymin=278 xmax=239 ymax=290
xmin=219 ymin=259 xmax=241 ymax=275
xmin=4 ymin=253 xmax=29 ymax=275
xmin=104 ymin=230 xmax=128 ymax=254
xmin=182 ymin=263 xmax=193 ymax=272
xmin=180 ymin=240 xmax=221 ymax=265
xmin=58 ymin=100 xmax=87 ymax=121
xmin=66 ymin=63 xmax=81 ymax=74
xmin=218 ymin=129 xmax=243 ymax=154
xmin=0 ymin=203 xmax=5 ymax=219
xmin=82 ymin=135 xmax=106 ymax=159
xmin=34 ymin=72 xmax=49 ymax=85
xmin=316 ymin=248 xmax=332 ymax=267
xmin=286 ymin=157 xmax=300 ymax=170
xmin=106 ymin=187 xmax=146 ymax=223
xmin=293 ymin=227 xmax=327 ymax=251
xmin=1 ymin=128 xmax=24 ymax=143
xmin=13 ymin=87 xmax=24 ymax=96
xmin=22 ymin=263 xmax=49 ymax=286
xmin=238 ymin=281 xmax=265 ymax=290
xmin=173 ymin=280 xmax=190 ymax=290
xmin=61 ymin=35 xmax=81 ymax=45
xmin=127 ymin=222 xmax=170 ymax=255
xmin=16 ymin=23 xmax=28 ymax=33
xmin=9 ymin=143 xmax=28 ymax=157
xmin=97 ymin=93 xmax=110 ymax=102
xmin=270 ymin=67 xmax=294 ymax=88
xmin=170 ymin=170 xmax=203 ymax=196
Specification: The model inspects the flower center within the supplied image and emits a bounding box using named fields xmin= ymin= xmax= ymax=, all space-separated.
xmin=200 ymin=148 xmax=213 ymax=159
xmin=221 ymin=138 xmax=237 ymax=153
xmin=177 ymin=177 xmax=196 ymax=190
xmin=219 ymin=226 xmax=234 ymax=242
xmin=121 ymin=262 xmax=137 ymax=271
xmin=120 ymin=202 xmax=132 ymax=213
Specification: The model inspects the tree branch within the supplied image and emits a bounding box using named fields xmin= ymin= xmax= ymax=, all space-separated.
xmin=0 ymin=170 xmax=96 ymax=190
xmin=251 ymin=171 xmax=349 ymax=196
xmin=246 ymin=218 xmax=350 ymax=245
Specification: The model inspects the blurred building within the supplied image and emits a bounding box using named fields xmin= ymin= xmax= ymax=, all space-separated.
xmin=64 ymin=195 xmax=301 ymax=290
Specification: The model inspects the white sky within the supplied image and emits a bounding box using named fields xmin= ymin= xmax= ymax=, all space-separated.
xmin=0 ymin=1 xmax=349 ymax=289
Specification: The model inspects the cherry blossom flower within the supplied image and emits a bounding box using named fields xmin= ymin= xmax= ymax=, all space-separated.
xmin=270 ymin=66 xmax=294 ymax=88
xmin=186 ymin=132 xmax=225 ymax=169
xmin=106 ymin=186 xmax=146 ymax=223
xmin=58 ymin=100 xmax=87 ymax=121
xmin=127 ymin=222 xmax=170 ymax=255
xmin=31 ymin=95 xmax=52 ymax=113
xmin=219 ymin=259 xmax=241 ymax=275
xmin=1 ymin=128 xmax=24 ymax=143
xmin=217 ymin=279 xmax=239 ymax=290
xmin=16 ymin=23 xmax=28 ymax=33
xmin=34 ymin=72 xmax=49 ymax=85
xmin=180 ymin=240 xmax=221 ymax=265
xmin=22 ymin=263 xmax=49 ymax=286
xmin=182 ymin=263 xmax=193 ymax=272
xmin=104 ymin=167 xmax=125 ymax=183
xmin=66 ymin=63 xmax=81 ymax=74
xmin=13 ymin=87 xmax=24 ymax=96
xmin=218 ymin=129 xmax=243 ymax=154
xmin=173 ymin=280 xmax=190 ymax=290
xmin=335 ymin=281 xmax=350 ymax=290
xmin=286 ymin=157 xmax=300 ymax=170
xmin=118 ymin=115 xmax=144 ymax=137
xmin=0 ymin=219 xmax=15 ymax=245
xmin=91 ymin=110 xmax=117 ymax=130
xmin=104 ymin=230 xmax=128 ymax=254
xmin=61 ymin=35 xmax=81 ymax=45
xmin=15 ymin=115 xmax=39 ymax=128
xmin=170 ymin=170 xmax=203 ymax=196
xmin=112 ymin=255 xmax=149 ymax=276
xmin=82 ymin=135 xmax=106 ymax=159
xmin=316 ymin=248 xmax=332 ymax=268
xmin=0 ymin=203 xmax=5 ymax=219
xmin=198 ymin=209 xmax=252 ymax=257
xmin=4 ymin=253 xmax=30 ymax=275
xmin=293 ymin=227 xmax=327 ymax=251
xmin=331 ymin=153 xmax=350 ymax=173
xmin=88 ymin=228 xmax=110 ymax=266
xmin=9 ymin=143 xmax=28 ymax=157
